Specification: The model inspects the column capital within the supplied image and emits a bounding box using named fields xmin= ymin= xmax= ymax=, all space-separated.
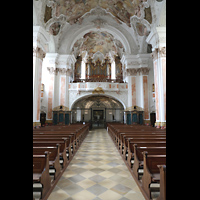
xmin=47 ymin=67 xmax=72 ymax=76
xmin=152 ymin=47 xmax=166 ymax=61
xmin=33 ymin=47 xmax=46 ymax=60
xmin=126 ymin=67 xmax=150 ymax=76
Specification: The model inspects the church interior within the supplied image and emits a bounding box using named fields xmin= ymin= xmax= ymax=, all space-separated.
xmin=33 ymin=0 xmax=166 ymax=200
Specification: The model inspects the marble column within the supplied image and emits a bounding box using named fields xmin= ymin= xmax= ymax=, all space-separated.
xmin=141 ymin=68 xmax=150 ymax=125
xmin=146 ymin=27 xmax=166 ymax=128
xmin=33 ymin=47 xmax=45 ymax=128
xmin=42 ymin=53 xmax=58 ymax=123
xmin=152 ymin=47 xmax=166 ymax=128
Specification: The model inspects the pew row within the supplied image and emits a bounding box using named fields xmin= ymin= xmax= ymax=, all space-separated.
xmin=106 ymin=123 xmax=166 ymax=200
xmin=33 ymin=123 xmax=90 ymax=200
xmin=33 ymin=151 xmax=51 ymax=199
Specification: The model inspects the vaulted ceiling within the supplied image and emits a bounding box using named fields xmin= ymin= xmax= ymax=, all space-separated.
xmin=45 ymin=0 xmax=149 ymax=26
xmin=33 ymin=0 xmax=165 ymax=56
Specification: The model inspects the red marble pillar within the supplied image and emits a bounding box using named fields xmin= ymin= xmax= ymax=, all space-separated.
xmin=47 ymin=75 xmax=54 ymax=120
xmin=131 ymin=76 xmax=136 ymax=107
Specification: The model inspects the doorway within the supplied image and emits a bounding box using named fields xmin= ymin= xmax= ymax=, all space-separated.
xmin=92 ymin=110 xmax=104 ymax=128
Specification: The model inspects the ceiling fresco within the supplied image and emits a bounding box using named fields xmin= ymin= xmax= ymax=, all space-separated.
xmin=47 ymin=0 xmax=148 ymax=26
xmin=72 ymin=31 xmax=124 ymax=58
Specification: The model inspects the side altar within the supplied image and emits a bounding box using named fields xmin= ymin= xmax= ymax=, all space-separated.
xmin=52 ymin=105 xmax=71 ymax=125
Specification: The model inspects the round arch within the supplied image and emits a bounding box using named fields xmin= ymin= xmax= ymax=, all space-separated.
xmin=70 ymin=93 xmax=126 ymax=110
xmin=58 ymin=24 xmax=135 ymax=55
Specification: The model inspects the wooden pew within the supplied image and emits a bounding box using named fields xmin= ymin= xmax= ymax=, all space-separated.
xmin=156 ymin=165 xmax=166 ymax=200
xmin=119 ymin=134 xmax=166 ymax=157
xmin=33 ymin=135 xmax=73 ymax=159
xmin=106 ymin=123 xmax=166 ymax=200
xmin=127 ymin=139 xmax=166 ymax=168
xmin=33 ymin=139 xmax=68 ymax=167
xmin=33 ymin=144 xmax=61 ymax=180
xmin=33 ymin=123 xmax=90 ymax=200
xmin=133 ymin=144 xmax=166 ymax=180
xmin=33 ymin=124 xmax=89 ymax=148
xmin=33 ymin=132 xmax=76 ymax=152
xmin=142 ymin=152 xmax=166 ymax=199
xmin=33 ymin=151 xmax=51 ymax=199
xmin=107 ymin=123 xmax=166 ymax=143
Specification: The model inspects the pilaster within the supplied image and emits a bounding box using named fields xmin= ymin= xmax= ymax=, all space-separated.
xmin=121 ymin=54 xmax=151 ymax=125
xmin=146 ymin=26 xmax=166 ymax=128
xmin=33 ymin=47 xmax=46 ymax=128
xmin=33 ymin=26 xmax=49 ymax=128
xmin=42 ymin=54 xmax=76 ymax=122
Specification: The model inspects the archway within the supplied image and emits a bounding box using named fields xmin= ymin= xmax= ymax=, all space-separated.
xmin=71 ymin=94 xmax=124 ymax=128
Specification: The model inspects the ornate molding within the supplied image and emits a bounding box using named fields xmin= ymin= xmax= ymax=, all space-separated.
xmin=47 ymin=67 xmax=58 ymax=75
xmin=126 ymin=68 xmax=138 ymax=76
xmin=126 ymin=67 xmax=150 ymax=76
xmin=125 ymin=105 xmax=144 ymax=112
xmin=92 ymin=18 xmax=107 ymax=29
xmin=52 ymin=105 xmax=69 ymax=111
xmin=92 ymin=86 xmax=105 ymax=94
xmin=152 ymin=47 xmax=166 ymax=61
xmin=33 ymin=47 xmax=46 ymax=60
xmin=47 ymin=67 xmax=72 ymax=75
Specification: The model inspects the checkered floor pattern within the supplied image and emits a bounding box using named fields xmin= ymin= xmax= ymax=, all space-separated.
xmin=47 ymin=129 xmax=145 ymax=200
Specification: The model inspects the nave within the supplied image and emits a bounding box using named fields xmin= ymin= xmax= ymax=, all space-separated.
xmin=47 ymin=129 xmax=145 ymax=200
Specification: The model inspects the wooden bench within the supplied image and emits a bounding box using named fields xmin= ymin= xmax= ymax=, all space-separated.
xmin=33 ymin=139 xmax=68 ymax=167
xmin=33 ymin=135 xmax=73 ymax=159
xmin=33 ymin=123 xmax=90 ymax=200
xmin=33 ymin=151 xmax=51 ymax=199
xmin=142 ymin=151 xmax=166 ymax=199
xmin=33 ymin=124 xmax=89 ymax=148
xmin=156 ymin=165 xmax=166 ymax=200
xmin=108 ymin=127 xmax=165 ymax=145
xmin=106 ymin=123 xmax=166 ymax=200
xmin=33 ymin=144 xmax=61 ymax=180
xmin=119 ymin=134 xmax=166 ymax=157
xmin=133 ymin=144 xmax=166 ymax=180
xmin=127 ymin=139 xmax=166 ymax=168
xmin=33 ymin=132 xmax=77 ymax=152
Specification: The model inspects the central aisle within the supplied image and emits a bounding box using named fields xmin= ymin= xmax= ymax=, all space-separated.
xmin=48 ymin=129 xmax=145 ymax=200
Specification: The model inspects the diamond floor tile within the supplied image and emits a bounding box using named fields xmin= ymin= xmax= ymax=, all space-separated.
xmin=46 ymin=129 xmax=145 ymax=200
xmin=86 ymin=184 xmax=108 ymax=196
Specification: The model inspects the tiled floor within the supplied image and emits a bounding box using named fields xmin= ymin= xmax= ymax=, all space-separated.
xmin=47 ymin=129 xmax=145 ymax=200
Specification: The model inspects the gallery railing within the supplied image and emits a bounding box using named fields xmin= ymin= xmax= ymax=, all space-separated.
xmin=73 ymin=76 xmax=123 ymax=83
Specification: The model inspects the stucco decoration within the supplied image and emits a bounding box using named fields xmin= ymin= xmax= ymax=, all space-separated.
xmin=46 ymin=0 xmax=148 ymax=26
xmin=49 ymin=22 xmax=61 ymax=35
